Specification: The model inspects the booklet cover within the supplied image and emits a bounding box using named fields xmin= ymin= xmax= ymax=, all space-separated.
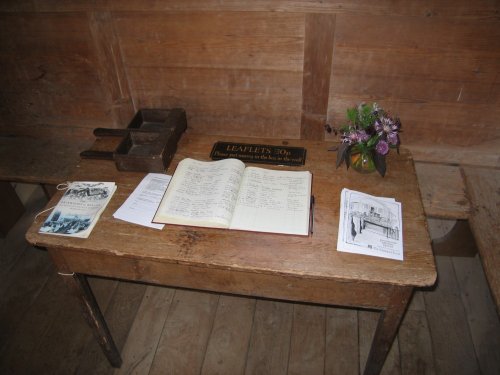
xmin=39 ymin=181 xmax=116 ymax=238
xmin=337 ymin=188 xmax=403 ymax=260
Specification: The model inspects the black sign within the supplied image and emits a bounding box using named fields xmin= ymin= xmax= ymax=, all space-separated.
xmin=210 ymin=142 xmax=306 ymax=166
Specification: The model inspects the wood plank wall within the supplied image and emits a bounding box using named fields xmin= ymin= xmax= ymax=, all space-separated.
xmin=0 ymin=1 xmax=499 ymax=162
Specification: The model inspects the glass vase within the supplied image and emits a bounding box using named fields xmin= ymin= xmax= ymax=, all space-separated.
xmin=350 ymin=148 xmax=376 ymax=174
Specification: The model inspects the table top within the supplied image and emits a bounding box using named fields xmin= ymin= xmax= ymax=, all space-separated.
xmin=26 ymin=132 xmax=436 ymax=288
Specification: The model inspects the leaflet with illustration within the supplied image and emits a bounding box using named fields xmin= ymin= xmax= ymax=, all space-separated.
xmin=39 ymin=181 xmax=116 ymax=238
xmin=337 ymin=188 xmax=403 ymax=260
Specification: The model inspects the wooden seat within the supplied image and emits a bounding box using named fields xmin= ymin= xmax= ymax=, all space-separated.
xmin=415 ymin=162 xmax=470 ymax=220
xmin=0 ymin=181 xmax=25 ymax=236
xmin=0 ymin=134 xmax=91 ymax=186
xmin=416 ymin=161 xmax=500 ymax=314
xmin=462 ymin=167 xmax=500 ymax=312
xmin=0 ymin=133 xmax=92 ymax=232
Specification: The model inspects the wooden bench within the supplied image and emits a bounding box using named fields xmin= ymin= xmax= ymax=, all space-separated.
xmin=415 ymin=161 xmax=500 ymax=314
xmin=0 ymin=133 xmax=92 ymax=235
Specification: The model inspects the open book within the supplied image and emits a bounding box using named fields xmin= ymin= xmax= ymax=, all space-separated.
xmin=153 ymin=158 xmax=312 ymax=236
xmin=39 ymin=181 xmax=116 ymax=238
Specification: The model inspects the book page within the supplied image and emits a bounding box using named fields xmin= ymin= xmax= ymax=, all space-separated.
xmin=229 ymin=167 xmax=312 ymax=235
xmin=113 ymin=173 xmax=171 ymax=230
xmin=153 ymin=158 xmax=245 ymax=228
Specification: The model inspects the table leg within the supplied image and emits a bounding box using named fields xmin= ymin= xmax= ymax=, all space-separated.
xmin=58 ymin=272 xmax=122 ymax=368
xmin=363 ymin=286 xmax=413 ymax=375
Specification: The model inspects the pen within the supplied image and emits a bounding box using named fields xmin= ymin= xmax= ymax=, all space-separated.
xmin=310 ymin=195 xmax=315 ymax=235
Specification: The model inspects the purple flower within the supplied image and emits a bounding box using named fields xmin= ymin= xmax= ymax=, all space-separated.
xmin=376 ymin=140 xmax=389 ymax=155
xmin=341 ymin=131 xmax=356 ymax=144
xmin=357 ymin=130 xmax=370 ymax=142
xmin=380 ymin=117 xmax=394 ymax=134
xmin=387 ymin=132 xmax=399 ymax=145
xmin=392 ymin=119 xmax=401 ymax=131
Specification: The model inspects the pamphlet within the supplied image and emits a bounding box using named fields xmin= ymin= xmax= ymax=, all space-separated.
xmin=113 ymin=173 xmax=171 ymax=229
xmin=337 ymin=188 xmax=403 ymax=260
xmin=39 ymin=181 xmax=116 ymax=238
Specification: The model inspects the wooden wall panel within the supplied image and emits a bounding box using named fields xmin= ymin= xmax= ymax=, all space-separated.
xmin=129 ymin=67 xmax=302 ymax=137
xmin=114 ymin=12 xmax=304 ymax=71
xmin=330 ymin=52 xmax=499 ymax=104
xmin=8 ymin=1 xmax=497 ymax=18
xmin=0 ymin=1 xmax=498 ymax=160
xmin=88 ymin=11 xmax=135 ymax=128
xmin=114 ymin=12 xmax=305 ymax=138
xmin=327 ymin=14 xmax=500 ymax=148
xmin=0 ymin=13 xmax=114 ymax=137
xmin=301 ymin=13 xmax=335 ymax=140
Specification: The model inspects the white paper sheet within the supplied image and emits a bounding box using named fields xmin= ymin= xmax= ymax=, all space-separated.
xmin=337 ymin=188 xmax=403 ymax=261
xmin=113 ymin=173 xmax=171 ymax=230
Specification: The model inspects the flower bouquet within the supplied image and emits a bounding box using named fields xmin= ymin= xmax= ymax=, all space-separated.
xmin=335 ymin=102 xmax=401 ymax=177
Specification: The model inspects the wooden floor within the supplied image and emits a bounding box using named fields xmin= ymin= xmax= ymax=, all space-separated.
xmin=1 ymin=187 xmax=499 ymax=375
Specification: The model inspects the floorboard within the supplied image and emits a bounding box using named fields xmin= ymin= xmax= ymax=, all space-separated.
xmin=0 ymin=246 xmax=53 ymax=351
xmin=201 ymin=295 xmax=255 ymax=375
xmin=148 ymin=289 xmax=219 ymax=375
xmin=115 ymin=284 xmax=175 ymax=375
xmin=1 ymin=186 xmax=500 ymax=375
xmin=245 ymin=299 xmax=293 ymax=375
xmin=76 ymin=281 xmax=147 ymax=375
xmin=0 ymin=273 xmax=67 ymax=374
xmin=358 ymin=310 xmax=401 ymax=375
xmin=424 ymin=256 xmax=481 ymax=375
xmin=288 ymin=304 xmax=326 ymax=375
xmin=398 ymin=310 xmax=435 ymax=375
xmin=453 ymin=255 xmax=500 ymax=375
xmin=325 ymin=307 xmax=359 ymax=375
xmin=35 ymin=277 xmax=119 ymax=375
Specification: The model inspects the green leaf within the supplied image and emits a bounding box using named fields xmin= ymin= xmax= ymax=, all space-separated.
xmin=339 ymin=124 xmax=350 ymax=133
xmin=358 ymin=103 xmax=375 ymax=128
xmin=346 ymin=108 xmax=357 ymax=123
xmin=356 ymin=142 xmax=368 ymax=154
xmin=366 ymin=135 xmax=380 ymax=148
xmin=361 ymin=104 xmax=371 ymax=118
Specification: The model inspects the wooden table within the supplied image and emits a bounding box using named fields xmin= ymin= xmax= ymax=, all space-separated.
xmin=26 ymin=133 xmax=436 ymax=375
